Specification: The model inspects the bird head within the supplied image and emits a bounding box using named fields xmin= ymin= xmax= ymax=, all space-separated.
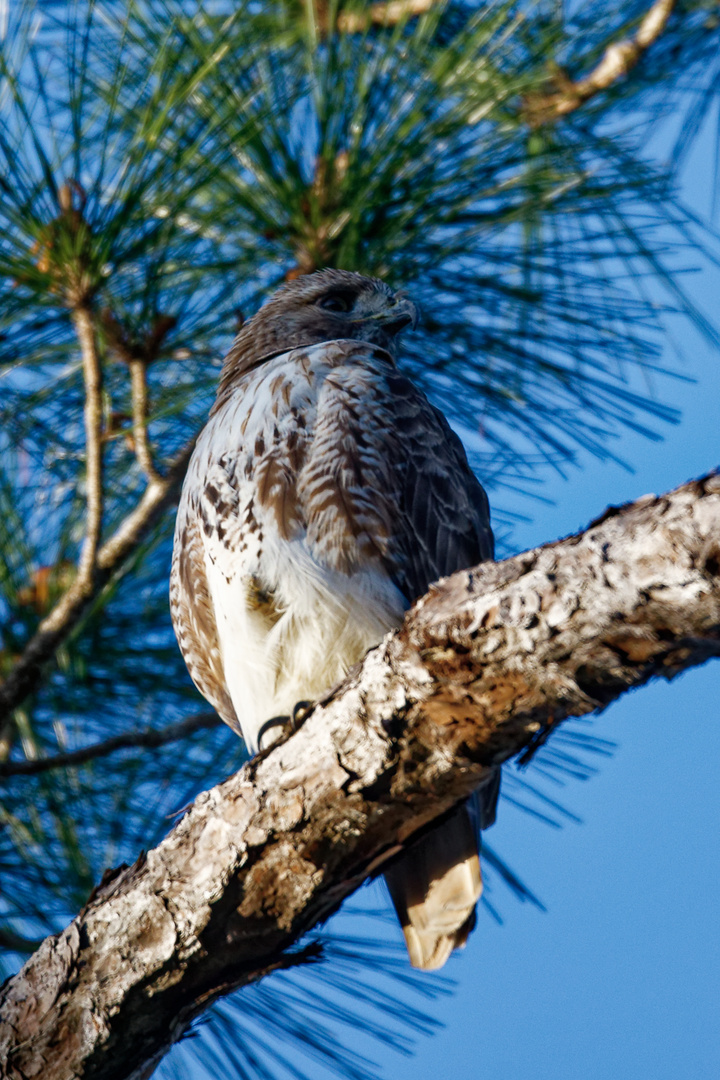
xmin=220 ymin=270 xmax=418 ymax=397
xmin=264 ymin=268 xmax=419 ymax=354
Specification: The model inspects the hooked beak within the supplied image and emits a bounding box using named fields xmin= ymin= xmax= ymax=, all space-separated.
xmin=374 ymin=296 xmax=419 ymax=335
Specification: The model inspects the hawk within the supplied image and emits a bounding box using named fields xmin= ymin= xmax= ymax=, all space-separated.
xmin=170 ymin=269 xmax=499 ymax=970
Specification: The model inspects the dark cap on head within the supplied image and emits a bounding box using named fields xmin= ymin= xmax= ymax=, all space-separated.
xmin=214 ymin=269 xmax=418 ymax=409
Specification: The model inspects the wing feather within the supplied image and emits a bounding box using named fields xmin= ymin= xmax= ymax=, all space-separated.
xmin=170 ymin=488 xmax=240 ymax=732
xmin=305 ymin=347 xmax=499 ymax=970
xmin=301 ymin=351 xmax=494 ymax=602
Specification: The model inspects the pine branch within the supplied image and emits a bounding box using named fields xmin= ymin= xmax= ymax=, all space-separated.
xmin=129 ymin=359 xmax=162 ymax=483
xmin=0 ymin=929 xmax=43 ymax=955
xmin=0 ymin=440 xmax=196 ymax=726
xmin=0 ymin=712 xmax=220 ymax=778
xmin=72 ymin=305 xmax=105 ymax=584
xmin=0 ymin=301 xmax=107 ymax=754
xmin=100 ymin=306 xmax=178 ymax=484
xmin=525 ymin=0 xmax=677 ymax=124
xmin=2 ymin=472 xmax=719 ymax=1080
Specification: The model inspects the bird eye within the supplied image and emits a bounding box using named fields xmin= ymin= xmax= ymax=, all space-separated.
xmin=318 ymin=294 xmax=353 ymax=313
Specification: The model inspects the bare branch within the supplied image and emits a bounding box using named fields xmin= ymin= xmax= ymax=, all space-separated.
xmin=525 ymin=0 xmax=677 ymax=124
xmin=0 ymin=439 xmax=196 ymax=725
xmin=128 ymin=359 xmax=162 ymax=483
xmin=100 ymin=306 xmax=177 ymax=483
xmin=1 ymin=472 xmax=719 ymax=1080
xmin=95 ymin=438 xmax=194 ymax=570
xmin=0 ymin=304 xmax=106 ymax=754
xmin=71 ymin=305 xmax=104 ymax=585
xmin=0 ymin=712 xmax=220 ymax=778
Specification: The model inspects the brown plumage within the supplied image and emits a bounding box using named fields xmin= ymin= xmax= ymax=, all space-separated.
xmin=170 ymin=268 xmax=499 ymax=969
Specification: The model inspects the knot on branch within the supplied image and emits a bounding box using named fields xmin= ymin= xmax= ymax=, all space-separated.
xmin=31 ymin=180 xmax=95 ymax=306
xmin=100 ymin=308 xmax=178 ymax=365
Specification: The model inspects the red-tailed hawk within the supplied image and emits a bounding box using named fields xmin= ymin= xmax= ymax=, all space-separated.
xmin=170 ymin=269 xmax=499 ymax=970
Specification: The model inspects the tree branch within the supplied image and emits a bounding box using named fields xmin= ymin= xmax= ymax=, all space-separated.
xmin=2 ymin=472 xmax=719 ymax=1080
xmin=0 ymin=440 xmax=196 ymax=726
xmin=0 ymin=928 xmax=43 ymax=955
xmin=0 ymin=711 xmax=220 ymax=778
xmin=0 ymin=304 xmax=107 ymax=754
xmin=72 ymin=305 xmax=105 ymax=585
xmin=100 ymin=306 xmax=177 ymax=483
xmin=525 ymin=0 xmax=677 ymax=124
xmin=129 ymin=359 xmax=162 ymax=484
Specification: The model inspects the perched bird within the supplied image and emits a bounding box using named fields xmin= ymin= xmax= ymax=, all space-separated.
xmin=170 ymin=268 xmax=499 ymax=970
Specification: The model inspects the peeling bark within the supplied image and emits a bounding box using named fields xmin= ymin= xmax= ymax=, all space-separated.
xmin=2 ymin=473 xmax=719 ymax=1080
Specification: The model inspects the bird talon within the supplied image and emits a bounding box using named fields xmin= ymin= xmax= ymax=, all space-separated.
xmin=291 ymin=700 xmax=313 ymax=730
xmin=256 ymin=715 xmax=290 ymax=752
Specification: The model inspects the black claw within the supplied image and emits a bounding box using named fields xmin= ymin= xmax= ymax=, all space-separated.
xmin=257 ymin=702 xmax=314 ymax=751
xmin=291 ymin=700 xmax=313 ymax=730
xmin=256 ymin=715 xmax=290 ymax=751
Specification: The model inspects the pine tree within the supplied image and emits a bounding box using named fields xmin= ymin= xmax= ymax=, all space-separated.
xmin=1 ymin=3 xmax=719 ymax=1078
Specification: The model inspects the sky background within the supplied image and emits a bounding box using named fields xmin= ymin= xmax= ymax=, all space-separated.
xmin=193 ymin=111 xmax=720 ymax=1080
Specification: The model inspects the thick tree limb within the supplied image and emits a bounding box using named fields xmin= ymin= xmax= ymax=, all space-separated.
xmin=0 ymin=712 xmax=220 ymax=778
xmin=2 ymin=473 xmax=719 ymax=1080
xmin=525 ymin=0 xmax=677 ymax=124
xmin=0 ymin=440 xmax=195 ymax=726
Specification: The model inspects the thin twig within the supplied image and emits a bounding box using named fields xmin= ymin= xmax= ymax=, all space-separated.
xmin=525 ymin=0 xmax=677 ymax=124
xmin=129 ymin=359 xmax=162 ymax=483
xmin=100 ymin=306 xmax=175 ymax=483
xmin=71 ymin=305 xmax=104 ymax=585
xmin=0 ymin=928 xmax=43 ymax=955
xmin=96 ymin=438 xmax=194 ymax=570
xmin=0 ymin=712 xmax=220 ymax=778
xmin=0 ymin=439 xmax=196 ymax=725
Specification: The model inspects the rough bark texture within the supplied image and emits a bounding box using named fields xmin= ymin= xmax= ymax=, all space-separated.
xmin=2 ymin=473 xmax=720 ymax=1080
